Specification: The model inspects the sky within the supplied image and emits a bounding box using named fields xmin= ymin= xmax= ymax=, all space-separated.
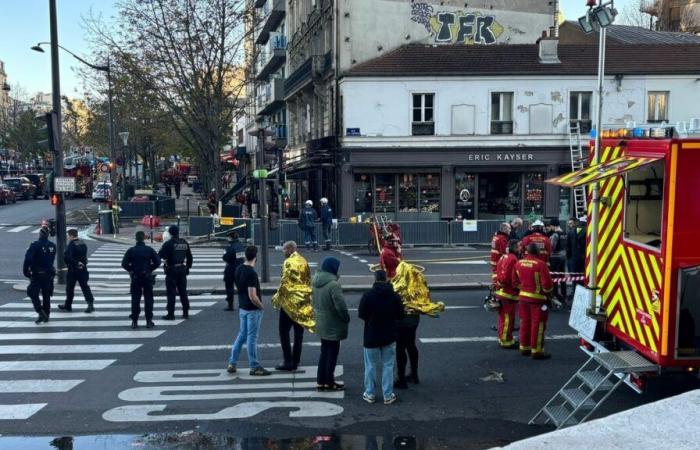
xmin=0 ymin=0 xmax=636 ymax=100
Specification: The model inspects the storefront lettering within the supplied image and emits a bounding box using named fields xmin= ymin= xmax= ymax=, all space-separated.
xmin=466 ymin=153 xmax=535 ymax=162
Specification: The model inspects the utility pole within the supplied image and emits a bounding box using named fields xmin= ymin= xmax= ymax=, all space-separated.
xmin=258 ymin=127 xmax=270 ymax=282
xmin=107 ymin=58 xmax=116 ymax=202
xmin=49 ymin=0 xmax=66 ymax=284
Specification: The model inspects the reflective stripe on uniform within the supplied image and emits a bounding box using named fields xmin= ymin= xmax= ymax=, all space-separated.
xmin=495 ymin=290 xmax=518 ymax=301
xmin=519 ymin=290 xmax=547 ymax=301
xmin=535 ymin=321 xmax=545 ymax=353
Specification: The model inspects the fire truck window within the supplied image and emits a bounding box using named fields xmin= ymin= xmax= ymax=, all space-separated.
xmin=624 ymin=160 xmax=664 ymax=249
xmin=678 ymin=266 xmax=700 ymax=357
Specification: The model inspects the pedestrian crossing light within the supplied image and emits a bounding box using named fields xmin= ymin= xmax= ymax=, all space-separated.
xmin=50 ymin=193 xmax=61 ymax=206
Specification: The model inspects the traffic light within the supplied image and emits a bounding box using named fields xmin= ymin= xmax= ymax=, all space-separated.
xmin=36 ymin=112 xmax=60 ymax=156
xmin=50 ymin=193 xmax=61 ymax=206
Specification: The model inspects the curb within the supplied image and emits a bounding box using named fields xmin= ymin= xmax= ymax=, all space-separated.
xmin=87 ymin=233 xmax=218 ymax=247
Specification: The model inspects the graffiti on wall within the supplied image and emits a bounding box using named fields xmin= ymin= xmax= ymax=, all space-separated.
xmin=410 ymin=2 xmax=505 ymax=45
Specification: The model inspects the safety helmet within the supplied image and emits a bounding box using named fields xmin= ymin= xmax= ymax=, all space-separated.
xmin=532 ymin=219 xmax=544 ymax=227
xmin=320 ymin=197 xmax=328 ymax=205
xmin=483 ymin=294 xmax=501 ymax=313
xmin=305 ymin=200 xmax=313 ymax=207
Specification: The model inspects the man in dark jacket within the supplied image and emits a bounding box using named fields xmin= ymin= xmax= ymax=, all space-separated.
xmin=222 ymin=231 xmax=245 ymax=311
xmin=122 ymin=231 xmax=161 ymax=328
xmin=319 ymin=197 xmax=333 ymax=250
xmin=159 ymin=225 xmax=193 ymax=320
xmin=299 ymin=200 xmax=318 ymax=251
xmin=23 ymin=227 xmax=56 ymax=324
xmin=59 ymin=229 xmax=95 ymax=313
xmin=565 ymin=217 xmax=587 ymax=300
xmin=359 ymin=270 xmax=404 ymax=405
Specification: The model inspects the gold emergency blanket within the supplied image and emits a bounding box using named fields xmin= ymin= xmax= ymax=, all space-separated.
xmin=391 ymin=261 xmax=445 ymax=317
xmin=271 ymin=252 xmax=315 ymax=332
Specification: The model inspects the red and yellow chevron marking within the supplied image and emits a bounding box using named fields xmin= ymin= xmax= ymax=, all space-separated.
xmin=586 ymin=145 xmax=663 ymax=354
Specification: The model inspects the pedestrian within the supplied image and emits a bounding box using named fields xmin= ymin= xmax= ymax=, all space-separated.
xmin=59 ymin=228 xmax=95 ymax=313
xmin=207 ymin=189 xmax=217 ymax=215
xmin=565 ymin=217 xmax=587 ymax=301
xmin=494 ymin=239 xmax=521 ymax=349
xmin=272 ymin=241 xmax=313 ymax=371
xmin=298 ymin=200 xmax=318 ymax=251
xmin=359 ymin=270 xmax=403 ymax=405
xmin=121 ymin=231 xmax=161 ymax=329
xmin=395 ymin=303 xmax=420 ymax=389
xmin=509 ymin=217 xmax=524 ymax=240
xmin=222 ymin=231 xmax=245 ymax=311
xmin=521 ymin=220 xmax=552 ymax=264
xmin=158 ymin=225 xmax=193 ymax=320
xmin=174 ymin=175 xmax=181 ymax=199
xmin=547 ymin=219 xmax=567 ymax=302
xmin=513 ymin=242 xmax=554 ymax=359
xmin=23 ymin=227 xmax=56 ymax=324
xmin=312 ymin=256 xmax=349 ymax=391
xmin=490 ymin=223 xmax=511 ymax=285
xmin=320 ymin=197 xmax=333 ymax=250
xmin=165 ymin=180 xmax=172 ymax=197
xmin=227 ymin=246 xmax=271 ymax=376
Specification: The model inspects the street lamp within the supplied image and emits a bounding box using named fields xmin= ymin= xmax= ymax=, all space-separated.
xmin=578 ymin=0 xmax=617 ymax=319
xmin=118 ymin=131 xmax=130 ymax=191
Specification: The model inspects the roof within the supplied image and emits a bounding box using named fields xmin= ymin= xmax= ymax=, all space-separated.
xmin=344 ymin=44 xmax=700 ymax=77
xmin=562 ymin=21 xmax=700 ymax=45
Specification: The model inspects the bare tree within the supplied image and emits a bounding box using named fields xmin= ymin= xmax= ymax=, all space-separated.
xmin=620 ymin=0 xmax=657 ymax=29
xmin=680 ymin=2 xmax=700 ymax=33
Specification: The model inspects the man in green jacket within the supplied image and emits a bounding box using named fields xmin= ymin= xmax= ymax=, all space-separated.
xmin=312 ymin=256 xmax=349 ymax=391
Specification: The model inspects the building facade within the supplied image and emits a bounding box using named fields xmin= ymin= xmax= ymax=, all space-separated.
xmin=0 ymin=60 xmax=9 ymax=112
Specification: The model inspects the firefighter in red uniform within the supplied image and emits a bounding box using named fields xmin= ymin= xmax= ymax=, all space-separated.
xmin=494 ymin=239 xmax=521 ymax=349
xmin=513 ymin=242 xmax=554 ymax=359
xmin=490 ymin=223 xmax=511 ymax=285
xmin=380 ymin=236 xmax=402 ymax=279
xmin=521 ymin=220 xmax=552 ymax=264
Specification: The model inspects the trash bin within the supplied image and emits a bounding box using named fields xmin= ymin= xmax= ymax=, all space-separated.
xmin=125 ymin=184 xmax=135 ymax=199
xmin=98 ymin=209 xmax=114 ymax=235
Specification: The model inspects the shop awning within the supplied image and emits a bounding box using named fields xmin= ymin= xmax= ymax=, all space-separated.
xmin=546 ymin=155 xmax=663 ymax=188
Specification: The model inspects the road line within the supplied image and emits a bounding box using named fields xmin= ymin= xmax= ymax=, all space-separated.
xmin=118 ymin=386 xmax=344 ymax=401
xmin=419 ymin=334 xmax=579 ymax=343
xmin=0 ymin=359 xmax=116 ymax=371
xmin=0 ymin=319 xmax=185 ymax=328
xmin=0 ymin=344 xmax=142 ymax=354
xmin=7 ymin=225 xmax=31 ymax=232
xmin=0 ymin=379 xmax=84 ymax=393
xmin=88 ymin=274 xmax=231 ymax=280
xmin=132 ymin=366 xmax=338 ymax=382
xmin=0 ymin=404 xmax=47 ymax=420
xmin=3 ymin=302 xmax=216 ymax=309
xmin=0 ymin=330 xmax=165 ymax=340
xmin=159 ymin=342 xmax=323 ymax=352
xmin=359 ymin=259 xmax=368 ymax=263
xmin=88 ymin=267 xmax=226 ymax=273
xmin=31 ymin=228 xmax=43 ymax=234
xmin=0 ymin=310 xmax=201 ymax=319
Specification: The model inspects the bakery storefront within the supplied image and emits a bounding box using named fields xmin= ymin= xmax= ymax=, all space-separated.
xmin=340 ymin=147 xmax=572 ymax=221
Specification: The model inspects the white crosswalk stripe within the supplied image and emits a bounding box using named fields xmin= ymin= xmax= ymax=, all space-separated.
xmin=7 ymin=225 xmax=31 ymax=232
xmin=0 ymin=380 xmax=84 ymax=393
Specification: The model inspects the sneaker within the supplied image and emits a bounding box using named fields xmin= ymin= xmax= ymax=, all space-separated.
xmin=532 ymin=352 xmax=552 ymax=360
xmin=275 ymin=363 xmax=294 ymax=371
xmin=162 ymin=314 xmax=175 ymax=321
xmin=84 ymin=304 xmax=95 ymax=313
xmin=130 ymin=321 xmax=138 ymax=329
xmin=499 ymin=342 xmax=519 ymax=350
xmin=520 ymin=348 xmax=532 ymax=356
xmin=226 ymin=364 xmax=237 ymax=373
xmin=384 ymin=393 xmax=398 ymax=405
xmin=249 ymin=366 xmax=271 ymax=376
xmin=146 ymin=321 xmax=155 ymax=328
xmin=326 ymin=382 xmax=345 ymax=391
xmin=362 ymin=392 xmax=376 ymax=404
xmin=58 ymin=304 xmax=72 ymax=312
xmin=182 ymin=311 xmax=189 ymax=319
xmin=316 ymin=384 xmax=328 ymax=392
xmin=35 ymin=311 xmax=49 ymax=324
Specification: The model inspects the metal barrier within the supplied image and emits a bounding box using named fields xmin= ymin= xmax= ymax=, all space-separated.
xmin=118 ymin=201 xmax=155 ymax=218
xmin=188 ymin=216 xmax=214 ymax=237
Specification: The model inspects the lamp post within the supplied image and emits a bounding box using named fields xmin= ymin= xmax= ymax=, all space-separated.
xmin=119 ymin=131 xmax=129 ymax=195
xmin=578 ymin=0 xmax=617 ymax=319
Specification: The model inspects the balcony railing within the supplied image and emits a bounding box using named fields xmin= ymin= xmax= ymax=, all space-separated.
xmin=256 ymin=33 xmax=287 ymax=81
xmin=255 ymin=0 xmax=285 ymax=45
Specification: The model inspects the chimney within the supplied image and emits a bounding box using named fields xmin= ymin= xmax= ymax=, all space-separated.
xmin=537 ymin=30 xmax=560 ymax=64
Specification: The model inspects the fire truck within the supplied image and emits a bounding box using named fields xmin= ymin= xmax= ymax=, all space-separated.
xmin=530 ymin=128 xmax=700 ymax=428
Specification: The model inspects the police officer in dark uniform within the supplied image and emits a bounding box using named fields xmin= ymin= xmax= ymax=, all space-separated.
xmin=158 ymin=225 xmax=193 ymax=320
xmin=23 ymin=227 xmax=56 ymax=324
xmin=122 ymin=231 xmax=161 ymax=328
xmin=59 ymin=229 xmax=95 ymax=313
xmin=222 ymin=231 xmax=245 ymax=311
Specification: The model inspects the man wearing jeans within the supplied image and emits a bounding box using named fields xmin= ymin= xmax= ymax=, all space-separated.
xmin=359 ymin=270 xmax=404 ymax=405
xmin=227 ymin=246 xmax=271 ymax=376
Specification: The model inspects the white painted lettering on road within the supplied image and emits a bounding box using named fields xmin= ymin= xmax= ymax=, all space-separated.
xmin=420 ymin=334 xmax=579 ymax=343
xmin=118 ymin=385 xmax=344 ymax=401
xmin=134 ymin=366 xmax=340 ymax=383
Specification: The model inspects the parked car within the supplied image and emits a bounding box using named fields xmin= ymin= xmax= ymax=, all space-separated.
xmin=3 ymin=177 xmax=37 ymax=200
xmin=92 ymin=181 xmax=112 ymax=202
xmin=0 ymin=184 xmax=17 ymax=204
xmin=22 ymin=173 xmax=49 ymax=199
xmin=187 ymin=175 xmax=198 ymax=187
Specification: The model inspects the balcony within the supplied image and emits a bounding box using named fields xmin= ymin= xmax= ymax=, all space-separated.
xmin=284 ymin=52 xmax=332 ymax=99
xmin=257 ymin=78 xmax=285 ymax=116
xmin=256 ymin=33 xmax=287 ymax=81
xmin=255 ymin=0 xmax=285 ymax=45
xmin=254 ymin=0 xmax=266 ymax=8
xmin=273 ymin=124 xmax=288 ymax=147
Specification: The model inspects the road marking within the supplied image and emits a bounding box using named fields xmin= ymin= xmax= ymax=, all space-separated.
xmin=88 ymin=267 xmax=226 ymax=273
xmin=118 ymin=385 xmax=343 ymax=401
xmin=159 ymin=343 xmax=323 ymax=352
xmin=31 ymin=228 xmax=43 ymax=234
xmin=420 ymin=334 xmax=580 ymax=343
xmin=427 ymin=261 xmax=488 ymax=265
xmin=0 ymin=404 xmax=47 ymax=420
xmin=0 ymin=319 xmax=185 ymax=328
xmin=3 ymin=302 xmax=216 ymax=309
xmin=0 ymin=330 xmax=165 ymax=340
xmin=7 ymin=225 xmax=31 ymax=232
xmin=88 ymin=274 xmax=231 ymax=280
xmin=0 ymin=344 xmax=142 ymax=354
xmin=47 ymin=295 xmax=222 ymax=301
xmin=0 ymin=310 xmax=202 ymax=319
xmin=133 ymin=366 xmax=338 ymax=383
xmin=359 ymin=259 xmax=368 ymax=263
xmin=0 ymin=379 xmax=84 ymax=393
xmin=0 ymin=359 xmax=116 ymax=371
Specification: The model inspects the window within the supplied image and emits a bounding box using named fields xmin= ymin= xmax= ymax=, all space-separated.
xmin=399 ymin=174 xmax=418 ymax=212
xmin=419 ymin=173 xmax=440 ymax=214
xmin=374 ymin=174 xmax=396 ymax=213
xmin=455 ymin=172 xmax=476 ymax=220
xmin=412 ymin=93 xmax=434 ymax=136
xmin=569 ymin=92 xmax=592 ymax=133
xmin=524 ymin=173 xmax=545 ymax=216
xmin=479 ymin=172 xmax=521 ymax=219
xmin=647 ymin=91 xmax=669 ymax=123
xmin=624 ymin=159 xmax=664 ymax=249
xmin=491 ymin=92 xmax=513 ymax=135
xmin=353 ymin=174 xmax=372 ymax=213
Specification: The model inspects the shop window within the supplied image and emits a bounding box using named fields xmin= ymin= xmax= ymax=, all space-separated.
xmin=624 ymin=160 xmax=664 ymax=249
xmin=375 ymin=174 xmax=396 ymax=213
xmin=647 ymin=91 xmax=669 ymax=123
xmin=524 ymin=173 xmax=545 ymax=216
xmin=399 ymin=174 xmax=418 ymax=212
xmin=455 ymin=173 xmax=476 ymax=220
xmin=479 ymin=172 xmax=521 ymax=219
xmin=419 ymin=173 xmax=440 ymax=214
xmin=354 ymin=174 xmax=372 ymax=213
xmin=412 ymin=93 xmax=435 ymax=136
xmin=569 ymin=91 xmax=592 ymax=133
xmin=491 ymin=92 xmax=513 ymax=135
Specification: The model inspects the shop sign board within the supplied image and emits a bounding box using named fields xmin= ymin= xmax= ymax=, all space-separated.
xmin=462 ymin=219 xmax=477 ymax=232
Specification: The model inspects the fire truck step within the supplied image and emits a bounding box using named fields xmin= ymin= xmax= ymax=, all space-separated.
xmin=561 ymin=388 xmax=596 ymax=410
xmin=592 ymin=351 xmax=659 ymax=373
xmin=543 ymin=405 xmax=579 ymax=428
xmin=577 ymin=370 xmax=614 ymax=391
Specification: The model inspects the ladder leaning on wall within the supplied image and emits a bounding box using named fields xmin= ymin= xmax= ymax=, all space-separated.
xmin=569 ymin=122 xmax=587 ymax=219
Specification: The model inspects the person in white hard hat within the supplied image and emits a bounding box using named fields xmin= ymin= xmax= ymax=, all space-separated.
xmin=298 ymin=200 xmax=318 ymax=251
xmin=319 ymin=197 xmax=333 ymax=250
xmin=521 ymin=219 xmax=552 ymax=264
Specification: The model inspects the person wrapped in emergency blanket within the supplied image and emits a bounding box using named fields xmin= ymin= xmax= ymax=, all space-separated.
xmin=391 ymin=261 xmax=445 ymax=317
xmin=271 ymin=251 xmax=315 ymax=332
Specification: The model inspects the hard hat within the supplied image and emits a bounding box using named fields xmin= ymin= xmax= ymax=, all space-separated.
xmin=305 ymin=200 xmax=313 ymax=206
xmin=532 ymin=219 xmax=544 ymax=227
xmin=578 ymin=216 xmax=588 ymax=223
xmin=320 ymin=197 xmax=328 ymax=205
xmin=483 ymin=294 xmax=501 ymax=313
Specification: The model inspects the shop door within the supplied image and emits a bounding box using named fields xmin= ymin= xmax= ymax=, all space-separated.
xmin=478 ymin=173 xmax=521 ymax=220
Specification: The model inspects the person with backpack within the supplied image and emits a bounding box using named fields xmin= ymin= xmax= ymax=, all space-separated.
xmin=547 ymin=219 xmax=567 ymax=303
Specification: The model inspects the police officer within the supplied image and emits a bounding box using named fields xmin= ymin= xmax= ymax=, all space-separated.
xmin=158 ymin=225 xmax=193 ymax=319
xmin=122 ymin=231 xmax=161 ymax=328
xmin=222 ymin=231 xmax=245 ymax=311
xmin=319 ymin=198 xmax=333 ymax=251
xmin=59 ymin=229 xmax=95 ymax=313
xmin=298 ymin=200 xmax=318 ymax=251
xmin=23 ymin=227 xmax=56 ymax=324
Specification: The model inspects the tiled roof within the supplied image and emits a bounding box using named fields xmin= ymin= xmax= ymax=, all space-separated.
xmin=344 ymin=44 xmax=700 ymax=77
xmin=563 ymin=21 xmax=700 ymax=45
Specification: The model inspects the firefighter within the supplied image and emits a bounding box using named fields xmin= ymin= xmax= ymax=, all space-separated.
xmin=521 ymin=220 xmax=552 ymax=264
xmin=158 ymin=225 xmax=193 ymax=320
xmin=23 ymin=227 xmax=56 ymax=324
xmin=380 ymin=235 xmax=402 ymax=279
xmin=59 ymin=228 xmax=95 ymax=313
xmin=494 ymin=239 xmax=521 ymax=349
xmin=320 ymin=197 xmax=333 ymax=251
xmin=490 ymin=223 xmax=511 ymax=285
xmin=298 ymin=200 xmax=318 ymax=251
xmin=222 ymin=231 xmax=245 ymax=311
xmin=122 ymin=231 xmax=161 ymax=328
xmin=513 ymin=242 xmax=554 ymax=359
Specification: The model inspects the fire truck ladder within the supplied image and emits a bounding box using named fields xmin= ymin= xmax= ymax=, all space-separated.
xmin=569 ymin=122 xmax=587 ymax=219
xmin=529 ymin=348 xmax=658 ymax=429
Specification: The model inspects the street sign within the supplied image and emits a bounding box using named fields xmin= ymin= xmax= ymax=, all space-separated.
xmin=253 ymin=169 xmax=268 ymax=179
xmin=54 ymin=177 xmax=76 ymax=193
xmin=220 ymin=217 xmax=234 ymax=226
xmin=100 ymin=164 xmax=109 ymax=173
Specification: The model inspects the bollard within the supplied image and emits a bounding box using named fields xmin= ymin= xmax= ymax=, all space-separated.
xmin=149 ymin=214 xmax=154 ymax=243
